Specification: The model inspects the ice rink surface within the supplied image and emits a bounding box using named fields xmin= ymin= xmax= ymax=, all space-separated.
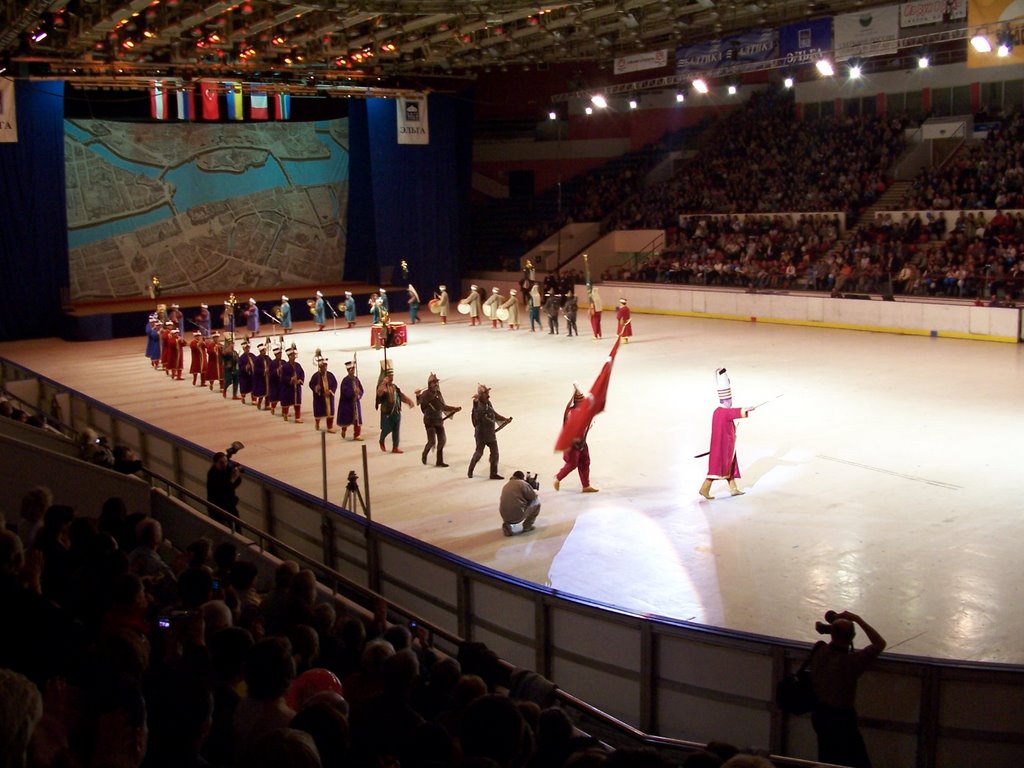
xmin=5 ymin=307 xmax=1023 ymax=663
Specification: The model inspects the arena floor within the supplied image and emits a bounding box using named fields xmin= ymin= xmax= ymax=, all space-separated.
xmin=3 ymin=305 xmax=1023 ymax=664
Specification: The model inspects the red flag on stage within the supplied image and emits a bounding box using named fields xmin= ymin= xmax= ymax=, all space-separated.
xmin=554 ymin=334 xmax=622 ymax=452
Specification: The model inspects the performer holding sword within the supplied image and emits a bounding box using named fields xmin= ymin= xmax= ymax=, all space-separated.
xmin=416 ymin=373 xmax=461 ymax=467
xmin=468 ymin=384 xmax=512 ymax=480
xmin=697 ymin=368 xmax=778 ymax=500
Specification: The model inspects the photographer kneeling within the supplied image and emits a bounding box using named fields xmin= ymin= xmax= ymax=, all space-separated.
xmin=809 ymin=610 xmax=886 ymax=768
xmin=498 ymin=471 xmax=540 ymax=537
xmin=206 ymin=449 xmax=243 ymax=533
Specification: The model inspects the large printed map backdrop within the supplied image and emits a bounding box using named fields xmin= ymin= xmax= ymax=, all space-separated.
xmin=66 ymin=118 xmax=349 ymax=301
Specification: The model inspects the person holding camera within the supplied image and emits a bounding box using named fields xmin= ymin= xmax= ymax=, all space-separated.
xmin=206 ymin=451 xmax=242 ymax=533
xmin=808 ymin=610 xmax=887 ymax=768
xmin=499 ymin=471 xmax=540 ymax=537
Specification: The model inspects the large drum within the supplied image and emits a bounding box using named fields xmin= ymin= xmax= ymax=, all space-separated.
xmin=371 ymin=322 xmax=407 ymax=348
xmin=496 ymin=307 xmax=510 ymax=322
xmin=457 ymin=302 xmax=470 ymax=315
xmin=482 ymin=303 xmax=494 ymax=318
xmin=428 ymin=298 xmax=442 ymax=314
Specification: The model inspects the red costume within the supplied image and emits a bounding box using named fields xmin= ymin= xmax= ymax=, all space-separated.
xmin=204 ymin=336 xmax=223 ymax=391
xmin=554 ymin=387 xmax=598 ymax=493
xmin=189 ymin=335 xmax=204 ymax=384
xmin=700 ymin=368 xmax=751 ymax=500
xmin=615 ymin=300 xmax=632 ymax=339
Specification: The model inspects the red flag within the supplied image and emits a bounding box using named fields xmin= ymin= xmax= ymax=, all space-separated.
xmin=554 ymin=334 xmax=622 ymax=451
xmin=201 ymin=82 xmax=219 ymax=120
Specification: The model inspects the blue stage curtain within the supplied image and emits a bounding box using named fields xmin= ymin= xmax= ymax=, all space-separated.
xmin=0 ymin=81 xmax=68 ymax=341
xmin=345 ymin=93 xmax=468 ymax=300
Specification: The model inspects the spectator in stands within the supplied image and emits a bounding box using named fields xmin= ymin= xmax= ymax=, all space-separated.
xmin=17 ymin=485 xmax=51 ymax=549
xmin=204 ymin=626 xmax=254 ymax=766
xmin=0 ymin=667 xmax=43 ymax=768
xmin=459 ymin=693 xmax=532 ymax=768
xmin=809 ymin=610 xmax=886 ymax=768
xmin=351 ymin=648 xmax=425 ymax=765
xmin=206 ymin=451 xmax=242 ymax=532
xmin=261 ymin=559 xmax=301 ymax=635
xmin=35 ymin=503 xmax=75 ymax=607
xmin=112 ymin=444 xmax=143 ymax=475
xmin=233 ymin=636 xmax=298 ymax=756
xmin=128 ymin=518 xmax=174 ymax=584
xmin=290 ymin=698 xmax=351 ymax=767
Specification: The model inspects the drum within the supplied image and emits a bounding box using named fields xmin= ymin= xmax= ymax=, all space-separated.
xmin=457 ymin=302 xmax=470 ymax=315
xmin=371 ymin=323 xmax=408 ymax=348
xmin=482 ymin=303 xmax=494 ymax=318
xmin=496 ymin=307 xmax=510 ymax=322
xmin=428 ymin=298 xmax=442 ymax=315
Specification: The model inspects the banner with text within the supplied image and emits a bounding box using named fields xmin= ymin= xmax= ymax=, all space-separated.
xmin=397 ymin=93 xmax=429 ymax=145
xmin=834 ymin=5 xmax=900 ymax=60
xmin=0 ymin=77 xmax=17 ymax=143
xmin=675 ymin=29 xmax=777 ymax=73
xmin=967 ymin=0 xmax=1024 ymax=67
xmin=779 ymin=18 xmax=834 ymax=66
xmin=614 ymin=49 xmax=669 ymax=75
xmin=901 ymin=0 xmax=967 ymax=27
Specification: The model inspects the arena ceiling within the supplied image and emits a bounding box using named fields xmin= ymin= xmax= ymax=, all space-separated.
xmin=0 ymin=0 xmax=922 ymax=89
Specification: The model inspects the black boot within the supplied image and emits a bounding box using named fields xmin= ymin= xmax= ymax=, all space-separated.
xmin=436 ymin=449 xmax=448 ymax=468
xmin=467 ymin=459 xmax=477 ymax=478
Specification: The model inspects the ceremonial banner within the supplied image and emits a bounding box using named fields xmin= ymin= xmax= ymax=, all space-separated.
xmin=554 ymin=334 xmax=622 ymax=452
xmin=779 ymin=18 xmax=834 ymax=66
xmin=614 ymin=49 xmax=669 ymax=75
xmin=225 ymin=83 xmax=244 ymax=121
xmin=834 ymin=5 xmax=900 ymax=60
xmin=675 ymin=29 xmax=776 ymax=72
xmin=397 ymin=93 xmax=429 ymax=145
xmin=901 ymin=0 xmax=967 ymax=27
xmin=250 ymin=91 xmax=269 ymax=120
xmin=201 ymin=81 xmax=220 ymax=120
xmin=176 ymin=89 xmax=194 ymax=121
xmin=0 ymin=77 xmax=18 ymax=143
xmin=967 ymin=0 xmax=1024 ymax=67
xmin=150 ymin=82 xmax=169 ymax=120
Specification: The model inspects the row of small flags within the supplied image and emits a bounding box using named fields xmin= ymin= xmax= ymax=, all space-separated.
xmin=150 ymin=81 xmax=290 ymax=122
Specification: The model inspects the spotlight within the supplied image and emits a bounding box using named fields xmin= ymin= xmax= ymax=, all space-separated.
xmin=628 ymin=99 xmax=637 ymax=109
xmin=692 ymin=77 xmax=708 ymax=94
xmin=548 ymin=110 xmax=557 ymax=120
xmin=917 ymin=54 xmax=930 ymax=68
xmin=997 ymin=30 xmax=1013 ymax=57
xmin=727 ymin=84 xmax=737 ymax=95
xmin=590 ymin=94 xmax=607 ymax=109
xmin=585 ymin=106 xmax=593 ymax=115
xmin=849 ymin=64 xmax=862 ymax=79
xmin=970 ymin=34 xmax=992 ymax=53
xmin=783 ymin=76 xmax=794 ymax=88
xmin=675 ymin=91 xmax=684 ymax=102
xmin=815 ymin=58 xmax=834 ymax=77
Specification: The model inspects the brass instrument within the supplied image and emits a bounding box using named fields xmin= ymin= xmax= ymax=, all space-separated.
xmin=307 ymin=299 xmax=317 ymax=314
xmin=273 ymin=305 xmax=283 ymax=320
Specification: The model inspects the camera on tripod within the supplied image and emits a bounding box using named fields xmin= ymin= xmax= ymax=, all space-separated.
xmin=346 ymin=470 xmax=359 ymax=490
xmin=524 ymin=471 xmax=540 ymax=491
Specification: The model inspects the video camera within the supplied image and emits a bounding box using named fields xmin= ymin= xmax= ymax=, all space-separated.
xmin=224 ymin=441 xmax=245 ymax=471
xmin=524 ymin=471 xmax=540 ymax=491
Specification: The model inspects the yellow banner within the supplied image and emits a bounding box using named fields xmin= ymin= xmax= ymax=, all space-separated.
xmin=968 ymin=0 xmax=1024 ymax=67
xmin=0 ymin=77 xmax=17 ymax=143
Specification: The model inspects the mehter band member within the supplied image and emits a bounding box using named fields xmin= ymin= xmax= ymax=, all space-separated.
xmin=554 ymin=385 xmax=598 ymax=493
xmin=339 ymin=361 xmax=364 ymax=441
xmin=280 ymin=344 xmax=304 ymax=423
xmin=416 ymin=373 xmax=461 ymax=467
xmin=376 ymin=366 xmax=414 ymax=453
xmin=616 ymin=298 xmax=632 ymax=341
xmin=309 ymin=353 xmax=338 ymax=433
xmin=699 ymin=368 xmax=753 ymax=500
xmin=468 ymin=384 xmax=510 ymax=480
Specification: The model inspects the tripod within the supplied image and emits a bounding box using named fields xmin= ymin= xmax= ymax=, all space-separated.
xmin=342 ymin=470 xmax=368 ymax=516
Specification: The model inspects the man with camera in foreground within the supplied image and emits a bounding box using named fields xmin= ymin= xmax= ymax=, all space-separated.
xmin=206 ymin=442 xmax=244 ymax=533
xmin=498 ymin=471 xmax=541 ymax=537
xmin=808 ymin=610 xmax=887 ymax=768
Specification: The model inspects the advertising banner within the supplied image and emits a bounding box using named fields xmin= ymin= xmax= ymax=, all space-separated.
xmin=779 ymin=18 xmax=833 ymax=67
xmin=834 ymin=5 xmax=900 ymax=60
xmin=901 ymin=0 xmax=967 ymax=27
xmin=614 ymin=49 xmax=669 ymax=75
xmin=675 ymin=29 xmax=777 ymax=72
xmin=397 ymin=93 xmax=429 ymax=145
xmin=0 ymin=77 xmax=17 ymax=143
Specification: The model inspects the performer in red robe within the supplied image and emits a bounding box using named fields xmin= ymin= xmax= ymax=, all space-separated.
xmin=699 ymin=368 xmax=752 ymax=500
xmin=615 ymin=298 xmax=632 ymax=341
xmin=204 ymin=333 xmax=223 ymax=393
xmin=554 ymin=385 xmax=599 ymax=493
xmin=188 ymin=332 xmax=205 ymax=385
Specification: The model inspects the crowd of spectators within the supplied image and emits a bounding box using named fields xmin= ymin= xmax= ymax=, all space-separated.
xmin=900 ymin=109 xmax=1024 ymax=211
xmin=606 ymin=91 xmax=908 ymax=232
xmin=2 ymin=483 xmax=789 ymax=768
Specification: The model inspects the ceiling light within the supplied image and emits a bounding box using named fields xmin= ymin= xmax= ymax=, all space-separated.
xmin=783 ymin=76 xmax=794 ymax=88
xmin=815 ymin=58 xmax=834 ymax=76
xmin=692 ymin=78 xmax=708 ymax=94
xmin=591 ymin=94 xmax=607 ymax=109
xmin=849 ymin=64 xmax=861 ymax=79
xmin=585 ymin=106 xmax=593 ymax=115
xmin=727 ymin=84 xmax=737 ymax=95
xmin=917 ymin=55 xmax=929 ymax=68
xmin=970 ymin=34 xmax=991 ymax=53
xmin=675 ymin=91 xmax=685 ymax=102
xmin=549 ymin=111 xmax=557 ymax=120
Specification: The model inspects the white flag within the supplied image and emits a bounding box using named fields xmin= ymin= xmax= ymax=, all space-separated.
xmin=396 ymin=94 xmax=429 ymax=145
xmin=0 ymin=77 xmax=17 ymax=143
